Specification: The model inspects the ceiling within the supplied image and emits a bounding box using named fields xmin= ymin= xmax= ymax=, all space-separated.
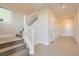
xmin=0 ymin=3 xmax=47 ymax=15
xmin=49 ymin=3 xmax=79 ymax=19
xmin=0 ymin=3 xmax=79 ymax=19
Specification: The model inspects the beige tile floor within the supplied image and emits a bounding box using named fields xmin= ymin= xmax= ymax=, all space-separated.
xmin=34 ymin=36 xmax=79 ymax=56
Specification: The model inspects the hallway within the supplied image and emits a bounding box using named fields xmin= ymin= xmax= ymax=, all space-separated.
xmin=34 ymin=36 xmax=79 ymax=56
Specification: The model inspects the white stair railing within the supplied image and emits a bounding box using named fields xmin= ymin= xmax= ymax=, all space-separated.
xmin=23 ymin=15 xmax=34 ymax=55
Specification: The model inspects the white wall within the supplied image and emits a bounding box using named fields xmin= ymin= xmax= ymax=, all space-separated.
xmin=0 ymin=10 xmax=24 ymax=37
xmin=73 ymin=16 xmax=77 ymax=39
xmin=48 ymin=8 xmax=57 ymax=43
xmin=27 ymin=7 xmax=57 ymax=46
xmin=11 ymin=11 xmax=24 ymax=34
xmin=75 ymin=9 xmax=79 ymax=44
xmin=28 ymin=7 xmax=49 ymax=45
xmin=0 ymin=10 xmax=13 ymax=35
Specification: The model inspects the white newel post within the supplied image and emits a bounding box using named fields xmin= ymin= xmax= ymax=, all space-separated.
xmin=23 ymin=15 xmax=34 ymax=54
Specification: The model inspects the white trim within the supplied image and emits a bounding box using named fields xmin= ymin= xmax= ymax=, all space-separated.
xmin=23 ymin=36 xmax=34 ymax=55
xmin=48 ymin=40 xmax=54 ymax=45
xmin=34 ymin=41 xmax=48 ymax=46
xmin=23 ymin=15 xmax=34 ymax=55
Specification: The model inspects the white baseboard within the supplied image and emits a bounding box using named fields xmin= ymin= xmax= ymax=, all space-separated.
xmin=34 ymin=41 xmax=48 ymax=46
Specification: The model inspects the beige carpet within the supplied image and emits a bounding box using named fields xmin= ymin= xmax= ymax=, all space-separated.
xmin=34 ymin=36 xmax=79 ymax=56
xmin=34 ymin=43 xmax=49 ymax=56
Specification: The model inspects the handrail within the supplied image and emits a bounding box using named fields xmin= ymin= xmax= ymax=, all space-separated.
xmin=28 ymin=16 xmax=38 ymax=26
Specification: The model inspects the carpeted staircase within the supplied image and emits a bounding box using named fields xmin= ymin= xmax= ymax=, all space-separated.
xmin=0 ymin=35 xmax=29 ymax=56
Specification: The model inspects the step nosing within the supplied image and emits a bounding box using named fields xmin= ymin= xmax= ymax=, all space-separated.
xmin=0 ymin=37 xmax=22 ymax=44
xmin=9 ymin=49 xmax=29 ymax=56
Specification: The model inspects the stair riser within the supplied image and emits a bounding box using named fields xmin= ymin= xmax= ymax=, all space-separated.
xmin=0 ymin=44 xmax=27 ymax=56
xmin=0 ymin=39 xmax=25 ymax=49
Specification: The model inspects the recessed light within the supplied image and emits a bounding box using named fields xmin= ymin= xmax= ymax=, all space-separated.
xmin=62 ymin=5 xmax=66 ymax=8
